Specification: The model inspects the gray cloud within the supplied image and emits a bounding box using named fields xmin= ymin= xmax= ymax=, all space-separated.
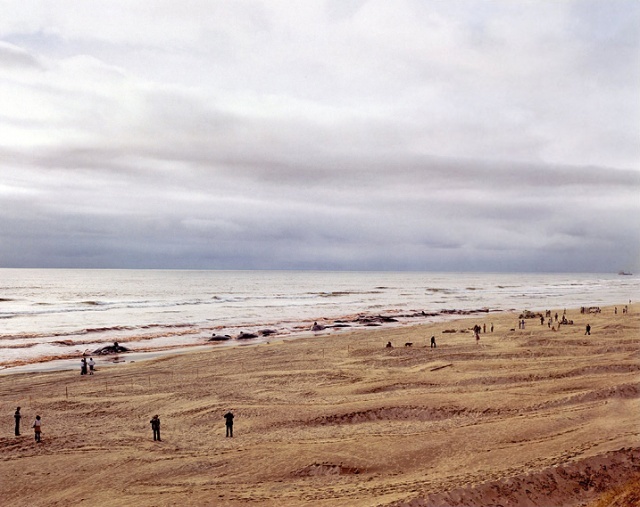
xmin=0 ymin=41 xmax=42 ymax=69
xmin=0 ymin=1 xmax=638 ymax=272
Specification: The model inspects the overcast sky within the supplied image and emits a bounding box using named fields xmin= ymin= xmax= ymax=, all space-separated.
xmin=1 ymin=1 xmax=639 ymax=272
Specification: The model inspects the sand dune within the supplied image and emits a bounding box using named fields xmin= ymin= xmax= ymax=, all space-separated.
xmin=1 ymin=304 xmax=638 ymax=506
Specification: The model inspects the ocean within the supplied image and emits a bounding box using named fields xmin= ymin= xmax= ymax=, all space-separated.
xmin=0 ymin=269 xmax=637 ymax=371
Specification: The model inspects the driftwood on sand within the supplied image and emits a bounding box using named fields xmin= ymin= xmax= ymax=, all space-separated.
xmin=430 ymin=363 xmax=453 ymax=372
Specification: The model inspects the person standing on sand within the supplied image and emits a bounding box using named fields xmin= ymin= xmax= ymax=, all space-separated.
xmin=430 ymin=336 xmax=436 ymax=348
xmin=14 ymin=407 xmax=21 ymax=436
xmin=80 ymin=357 xmax=87 ymax=375
xmin=150 ymin=415 xmax=161 ymax=441
xmin=224 ymin=411 xmax=234 ymax=437
xmin=88 ymin=357 xmax=95 ymax=375
xmin=585 ymin=324 xmax=591 ymax=335
xmin=33 ymin=415 xmax=42 ymax=442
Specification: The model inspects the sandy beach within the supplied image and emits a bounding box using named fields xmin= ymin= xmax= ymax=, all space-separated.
xmin=1 ymin=304 xmax=638 ymax=506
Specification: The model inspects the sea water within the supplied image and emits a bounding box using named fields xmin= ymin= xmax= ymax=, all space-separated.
xmin=0 ymin=269 xmax=637 ymax=369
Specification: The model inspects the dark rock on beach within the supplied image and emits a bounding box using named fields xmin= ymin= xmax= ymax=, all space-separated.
xmin=519 ymin=310 xmax=542 ymax=319
xmin=355 ymin=315 xmax=398 ymax=325
xmin=237 ymin=332 xmax=258 ymax=340
xmin=209 ymin=334 xmax=232 ymax=342
xmin=441 ymin=308 xmax=491 ymax=315
xmin=92 ymin=342 xmax=130 ymax=355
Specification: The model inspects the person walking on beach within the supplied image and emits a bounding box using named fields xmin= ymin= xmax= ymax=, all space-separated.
xmin=33 ymin=415 xmax=42 ymax=442
xmin=224 ymin=411 xmax=234 ymax=437
xmin=430 ymin=336 xmax=436 ymax=348
xmin=150 ymin=415 xmax=161 ymax=441
xmin=14 ymin=407 xmax=21 ymax=436
xmin=585 ymin=324 xmax=591 ymax=336
xmin=88 ymin=357 xmax=95 ymax=375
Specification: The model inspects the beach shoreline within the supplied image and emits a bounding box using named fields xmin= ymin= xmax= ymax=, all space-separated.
xmin=0 ymin=307 xmax=504 ymax=373
xmin=3 ymin=269 xmax=636 ymax=370
xmin=1 ymin=302 xmax=638 ymax=506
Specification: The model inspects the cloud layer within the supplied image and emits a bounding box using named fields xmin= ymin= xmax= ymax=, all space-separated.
xmin=1 ymin=1 xmax=639 ymax=271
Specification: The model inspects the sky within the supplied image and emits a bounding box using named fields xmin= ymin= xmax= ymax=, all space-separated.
xmin=0 ymin=0 xmax=639 ymax=272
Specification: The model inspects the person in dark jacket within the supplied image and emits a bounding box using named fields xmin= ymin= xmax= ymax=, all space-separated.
xmin=33 ymin=415 xmax=42 ymax=442
xmin=150 ymin=415 xmax=161 ymax=441
xmin=14 ymin=407 xmax=21 ymax=436
xmin=224 ymin=411 xmax=234 ymax=437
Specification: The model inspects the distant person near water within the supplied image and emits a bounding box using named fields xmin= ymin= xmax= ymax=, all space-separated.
xmin=224 ymin=411 xmax=234 ymax=437
xmin=14 ymin=407 xmax=21 ymax=436
xmin=33 ymin=415 xmax=42 ymax=442
xmin=88 ymin=357 xmax=95 ymax=375
xmin=150 ymin=415 xmax=161 ymax=441
xmin=80 ymin=357 xmax=87 ymax=375
xmin=430 ymin=336 xmax=436 ymax=348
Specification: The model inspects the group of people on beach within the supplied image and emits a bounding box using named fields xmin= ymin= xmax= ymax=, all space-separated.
xmin=14 ymin=303 xmax=631 ymax=446
xmin=12 ymin=407 xmax=236 ymax=444
xmin=13 ymin=407 xmax=42 ymax=442
xmin=149 ymin=410 xmax=234 ymax=441
xmin=80 ymin=357 xmax=95 ymax=375
xmin=472 ymin=323 xmax=494 ymax=341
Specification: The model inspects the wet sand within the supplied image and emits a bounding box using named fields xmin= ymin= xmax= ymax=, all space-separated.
xmin=1 ymin=304 xmax=638 ymax=506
